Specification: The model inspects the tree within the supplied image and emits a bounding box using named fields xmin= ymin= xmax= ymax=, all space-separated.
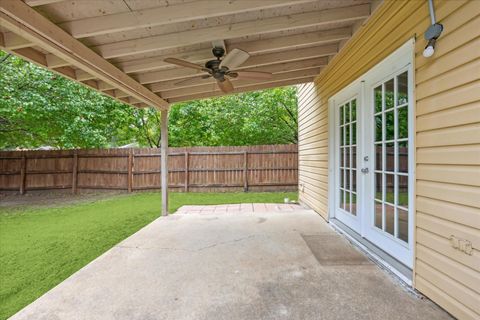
xmin=1 ymin=50 xmax=298 ymax=149
xmin=0 ymin=51 xmax=136 ymax=149
xmin=168 ymin=87 xmax=298 ymax=146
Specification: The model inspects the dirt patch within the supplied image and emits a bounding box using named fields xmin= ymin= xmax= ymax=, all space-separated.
xmin=0 ymin=190 xmax=127 ymax=211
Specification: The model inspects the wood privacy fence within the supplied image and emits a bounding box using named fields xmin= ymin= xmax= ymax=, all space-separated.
xmin=0 ymin=145 xmax=298 ymax=193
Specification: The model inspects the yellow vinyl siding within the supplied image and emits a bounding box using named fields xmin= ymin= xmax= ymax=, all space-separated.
xmin=298 ymin=82 xmax=330 ymax=219
xmin=297 ymin=0 xmax=480 ymax=318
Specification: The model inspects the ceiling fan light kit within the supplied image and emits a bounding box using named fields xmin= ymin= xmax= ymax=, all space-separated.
xmin=165 ymin=46 xmax=273 ymax=93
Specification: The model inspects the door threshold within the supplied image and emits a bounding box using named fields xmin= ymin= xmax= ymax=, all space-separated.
xmin=329 ymin=218 xmax=413 ymax=286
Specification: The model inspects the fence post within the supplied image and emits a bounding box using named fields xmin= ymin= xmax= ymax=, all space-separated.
xmin=72 ymin=151 xmax=78 ymax=194
xmin=184 ymin=151 xmax=189 ymax=192
xmin=243 ymin=151 xmax=248 ymax=192
xmin=19 ymin=156 xmax=26 ymax=195
xmin=127 ymin=150 xmax=133 ymax=192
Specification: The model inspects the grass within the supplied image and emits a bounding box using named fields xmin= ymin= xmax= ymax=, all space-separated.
xmin=0 ymin=191 xmax=297 ymax=319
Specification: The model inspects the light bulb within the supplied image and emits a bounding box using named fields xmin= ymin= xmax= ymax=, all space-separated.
xmin=423 ymin=45 xmax=435 ymax=58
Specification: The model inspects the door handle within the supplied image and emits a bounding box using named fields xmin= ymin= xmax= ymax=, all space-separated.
xmin=361 ymin=167 xmax=369 ymax=174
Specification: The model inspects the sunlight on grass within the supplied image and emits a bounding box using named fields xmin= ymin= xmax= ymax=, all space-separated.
xmin=0 ymin=191 xmax=297 ymax=319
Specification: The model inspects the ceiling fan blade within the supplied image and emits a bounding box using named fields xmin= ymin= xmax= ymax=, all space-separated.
xmin=174 ymin=75 xmax=211 ymax=86
xmin=164 ymin=57 xmax=204 ymax=70
xmin=219 ymin=48 xmax=250 ymax=69
xmin=217 ymin=78 xmax=234 ymax=93
xmin=235 ymin=71 xmax=273 ymax=80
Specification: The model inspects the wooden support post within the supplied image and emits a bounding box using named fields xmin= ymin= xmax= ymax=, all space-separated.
xmin=243 ymin=151 xmax=248 ymax=192
xmin=127 ymin=149 xmax=133 ymax=192
xmin=160 ymin=110 xmax=169 ymax=216
xmin=72 ymin=151 xmax=78 ymax=194
xmin=19 ymin=155 xmax=26 ymax=195
xmin=184 ymin=151 xmax=189 ymax=192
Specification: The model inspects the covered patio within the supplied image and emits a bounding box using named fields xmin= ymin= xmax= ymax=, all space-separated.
xmin=10 ymin=204 xmax=451 ymax=320
xmin=0 ymin=0 xmax=376 ymax=215
xmin=2 ymin=0 xmax=477 ymax=319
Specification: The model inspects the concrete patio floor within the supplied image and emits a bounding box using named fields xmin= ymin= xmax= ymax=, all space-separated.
xmin=11 ymin=204 xmax=452 ymax=320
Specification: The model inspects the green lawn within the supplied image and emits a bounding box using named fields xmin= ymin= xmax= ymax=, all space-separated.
xmin=0 ymin=191 xmax=297 ymax=319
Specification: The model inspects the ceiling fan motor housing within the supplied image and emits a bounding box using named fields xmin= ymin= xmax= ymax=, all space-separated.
xmin=206 ymin=47 xmax=229 ymax=80
xmin=212 ymin=47 xmax=225 ymax=58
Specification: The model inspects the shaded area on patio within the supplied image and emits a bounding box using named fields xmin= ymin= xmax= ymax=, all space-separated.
xmin=11 ymin=204 xmax=451 ymax=320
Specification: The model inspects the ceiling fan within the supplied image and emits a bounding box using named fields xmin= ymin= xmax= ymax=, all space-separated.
xmin=164 ymin=47 xmax=273 ymax=93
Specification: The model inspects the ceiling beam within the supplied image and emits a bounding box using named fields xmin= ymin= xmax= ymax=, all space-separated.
xmin=230 ymin=27 xmax=351 ymax=54
xmin=117 ymin=27 xmax=350 ymax=74
xmin=161 ymin=68 xmax=321 ymax=99
xmin=58 ymin=0 xmax=315 ymax=39
xmin=149 ymin=57 xmax=328 ymax=93
xmin=45 ymin=53 xmax=68 ymax=67
xmin=167 ymin=77 xmax=314 ymax=103
xmin=24 ymin=0 xmax=65 ymax=6
xmin=92 ymin=4 xmax=370 ymax=59
xmin=0 ymin=0 xmax=168 ymax=109
xmin=1 ymin=31 xmax=31 ymax=49
xmin=136 ymin=43 xmax=337 ymax=84
xmin=119 ymin=49 xmax=213 ymax=74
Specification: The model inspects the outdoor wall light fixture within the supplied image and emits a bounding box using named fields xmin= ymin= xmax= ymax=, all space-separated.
xmin=423 ymin=0 xmax=443 ymax=58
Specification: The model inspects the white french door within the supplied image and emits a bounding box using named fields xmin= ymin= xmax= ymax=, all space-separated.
xmin=333 ymin=83 xmax=362 ymax=234
xmin=330 ymin=40 xmax=414 ymax=268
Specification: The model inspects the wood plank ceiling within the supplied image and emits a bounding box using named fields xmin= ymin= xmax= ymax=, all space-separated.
xmin=0 ymin=0 xmax=375 ymax=109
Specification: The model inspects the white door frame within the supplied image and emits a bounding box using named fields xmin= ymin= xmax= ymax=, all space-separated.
xmin=329 ymin=81 xmax=362 ymax=233
xmin=328 ymin=39 xmax=415 ymax=268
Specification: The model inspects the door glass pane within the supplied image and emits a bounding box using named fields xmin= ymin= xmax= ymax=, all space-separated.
xmin=375 ymin=115 xmax=382 ymax=141
xmin=397 ymin=106 xmax=408 ymax=139
xmin=398 ymin=175 xmax=408 ymax=208
xmin=375 ymin=173 xmax=382 ymax=201
xmin=351 ymin=100 xmax=357 ymax=121
xmin=340 ymin=169 xmax=344 ymax=188
xmin=340 ymin=190 xmax=344 ymax=209
xmin=385 ymin=79 xmax=394 ymax=110
xmin=385 ymin=110 xmax=394 ymax=141
xmin=340 ymin=148 xmax=345 ymax=167
xmin=385 ymin=205 xmax=395 ymax=235
xmin=345 ymin=125 xmax=350 ymax=147
xmin=385 ymin=173 xmax=394 ymax=204
xmin=352 ymin=170 xmax=357 ymax=193
xmin=340 ymin=126 xmax=345 ymax=146
xmin=340 ymin=105 xmax=344 ymax=125
xmin=345 ymin=169 xmax=350 ymax=189
xmin=398 ymin=141 xmax=408 ymax=173
xmin=397 ymin=72 xmax=408 ymax=105
xmin=352 ymin=122 xmax=357 ymax=144
xmin=350 ymin=193 xmax=357 ymax=216
xmin=374 ymin=86 xmax=382 ymax=113
xmin=345 ymin=192 xmax=350 ymax=212
xmin=386 ymin=142 xmax=394 ymax=172
xmin=345 ymin=147 xmax=350 ymax=167
xmin=398 ymin=208 xmax=409 ymax=242
xmin=375 ymin=201 xmax=382 ymax=229
xmin=375 ymin=144 xmax=383 ymax=171
xmin=345 ymin=102 xmax=350 ymax=123
xmin=351 ymin=147 xmax=357 ymax=169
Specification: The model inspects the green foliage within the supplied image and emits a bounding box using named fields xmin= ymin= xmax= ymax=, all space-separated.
xmin=0 ymin=51 xmax=298 ymax=149
xmin=0 ymin=191 xmax=297 ymax=319
xmin=0 ymin=51 xmax=136 ymax=149
xmin=169 ymin=87 xmax=298 ymax=147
